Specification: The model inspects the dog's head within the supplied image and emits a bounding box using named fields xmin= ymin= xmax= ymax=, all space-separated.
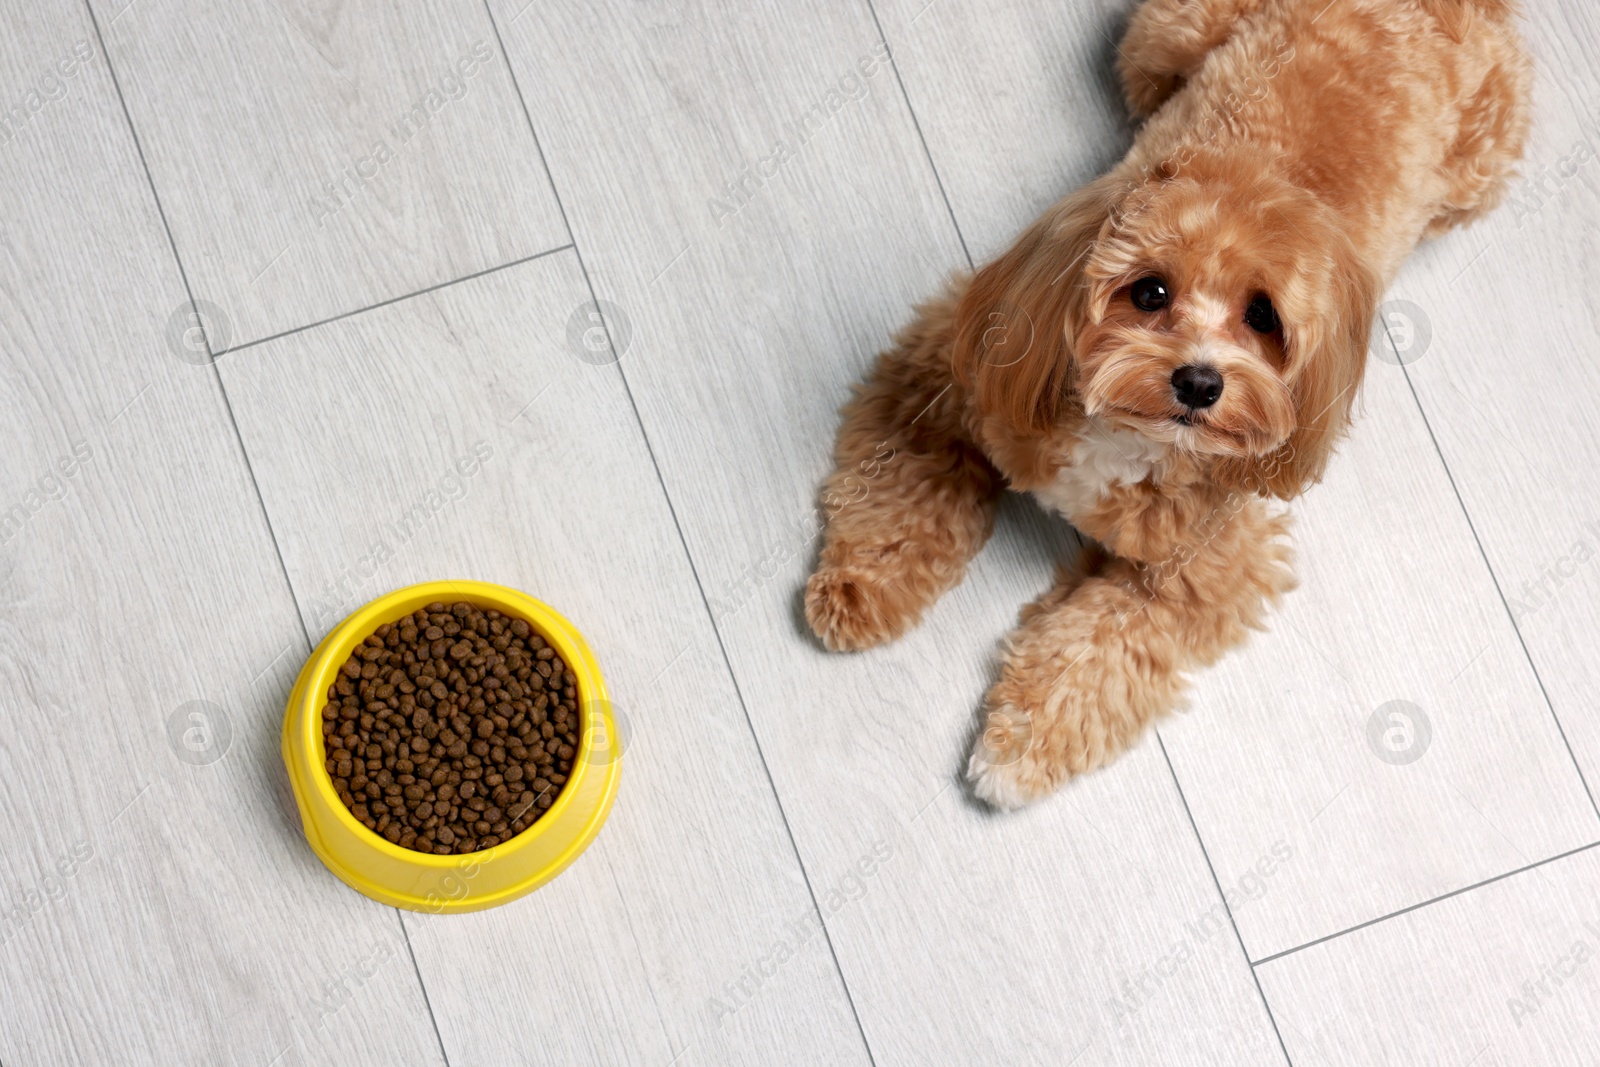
xmin=952 ymin=151 xmax=1378 ymax=498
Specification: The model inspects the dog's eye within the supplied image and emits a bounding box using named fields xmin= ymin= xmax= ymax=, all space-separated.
xmin=1130 ymin=276 xmax=1169 ymax=312
xmin=1244 ymin=293 xmax=1280 ymax=334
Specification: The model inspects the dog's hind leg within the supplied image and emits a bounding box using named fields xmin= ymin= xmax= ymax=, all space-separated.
xmin=1424 ymin=32 xmax=1532 ymax=238
xmin=805 ymin=295 xmax=1003 ymax=652
xmin=1117 ymin=0 xmax=1267 ymax=119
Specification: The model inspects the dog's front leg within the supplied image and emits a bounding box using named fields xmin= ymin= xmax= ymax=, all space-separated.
xmin=968 ymin=499 xmax=1294 ymax=808
xmin=805 ymin=298 xmax=1003 ymax=652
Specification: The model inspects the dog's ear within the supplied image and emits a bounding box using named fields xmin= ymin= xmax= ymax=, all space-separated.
xmin=1220 ymin=226 xmax=1380 ymax=499
xmin=951 ymin=176 xmax=1126 ymax=433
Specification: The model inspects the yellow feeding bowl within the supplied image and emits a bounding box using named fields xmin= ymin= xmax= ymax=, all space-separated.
xmin=282 ymin=580 xmax=621 ymax=913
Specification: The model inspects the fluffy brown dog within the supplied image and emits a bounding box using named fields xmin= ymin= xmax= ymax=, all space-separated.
xmin=805 ymin=0 xmax=1530 ymax=808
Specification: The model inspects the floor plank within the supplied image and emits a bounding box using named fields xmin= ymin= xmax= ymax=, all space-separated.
xmin=873 ymin=0 xmax=1136 ymax=262
xmin=0 ymin=5 xmax=443 ymax=1064
xmin=85 ymin=0 xmax=569 ymax=350
xmin=1258 ymin=845 xmax=1600 ymax=1065
xmin=1161 ymin=364 xmax=1598 ymax=959
xmin=1391 ymin=1 xmax=1600 ymax=800
xmin=876 ymin=0 xmax=1599 ymax=960
xmin=7 ymin=0 xmax=1596 ymax=1061
xmin=492 ymin=2 xmax=1284 ymax=1061
xmin=215 ymin=250 xmax=872 ymax=1066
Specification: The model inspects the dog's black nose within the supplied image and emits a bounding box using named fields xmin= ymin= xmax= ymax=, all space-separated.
xmin=1171 ymin=364 xmax=1224 ymax=409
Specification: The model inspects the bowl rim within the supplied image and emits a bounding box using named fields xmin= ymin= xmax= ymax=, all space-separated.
xmin=295 ymin=578 xmax=611 ymax=869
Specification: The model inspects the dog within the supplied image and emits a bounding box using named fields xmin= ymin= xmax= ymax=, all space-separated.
xmin=804 ymin=0 xmax=1530 ymax=808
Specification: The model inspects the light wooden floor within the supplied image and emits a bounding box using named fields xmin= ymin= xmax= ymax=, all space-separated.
xmin=2 ymin=0 xmax=1598 ymax=1063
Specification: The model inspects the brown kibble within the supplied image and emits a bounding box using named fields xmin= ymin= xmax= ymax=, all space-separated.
xmin=319 ymin=603 xmax=575 ymax=855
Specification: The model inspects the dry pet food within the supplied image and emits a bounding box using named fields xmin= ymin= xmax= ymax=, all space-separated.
xmin=321 ymin=601 xmax=581 ymax=854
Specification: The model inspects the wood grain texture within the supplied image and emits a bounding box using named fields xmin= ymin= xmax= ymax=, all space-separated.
xmin=85 ymin=0 xmax=569 ymax=350
xmin=7 ymin=0 xmax=1597 ymax=1061
xmin=1390 ymin=2 xmax=1600 ymax=801
xmin=1258 ymin=845 xmax=1600 ymax=1065
xmin=215 ymin=250 xmax=872 ymax=1066
xmin=873 ymin=0 xmax=1137 ymax=262
xmin=493 ymin=1 xmax=1283 ymax=1061
xmin=0 ymin=4 xmax=443 ymax=1065
xmin=1161 ymin=364 xmax=1598 ymax=959
xmin=875 ymin=0 xmax=1599 ymax=960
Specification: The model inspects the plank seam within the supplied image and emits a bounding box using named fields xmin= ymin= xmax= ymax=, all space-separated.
xmin=1250 ymin=838 xmax=1600 ymax=968
xmin=397 ymin=912 xmax=452 ymax=1067
xmin=1158 ymin=736 xmax=1297 ymax=1065
xmin=862 ymin=0 xmax=973 ymax=268
xmin=480 ymin=2 xmax=880 ymax=1063
xmin=83 ymin=4 xmax=451 ymax=1062
xmin=212 ymin=244 xmax=575 ymax=360
xmin=1387 ymin=324 xmax=1600 ymax=822
xmin=866 ymin=3 xmax=1295 ymax=1056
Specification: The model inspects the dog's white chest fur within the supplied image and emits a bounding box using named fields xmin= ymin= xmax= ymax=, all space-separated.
xmin=1031 ymin=418 xmax=1167 ymax=522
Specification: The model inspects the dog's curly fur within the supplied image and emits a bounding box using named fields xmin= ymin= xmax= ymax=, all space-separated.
xmin=805 ymin=0 xmax=1530 ymax=808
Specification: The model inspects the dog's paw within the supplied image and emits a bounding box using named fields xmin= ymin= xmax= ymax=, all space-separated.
xmin=966 ymin=703 xmax=1054 ymax=810
xmin=803 ymin=564 xmax=909 ymax=652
